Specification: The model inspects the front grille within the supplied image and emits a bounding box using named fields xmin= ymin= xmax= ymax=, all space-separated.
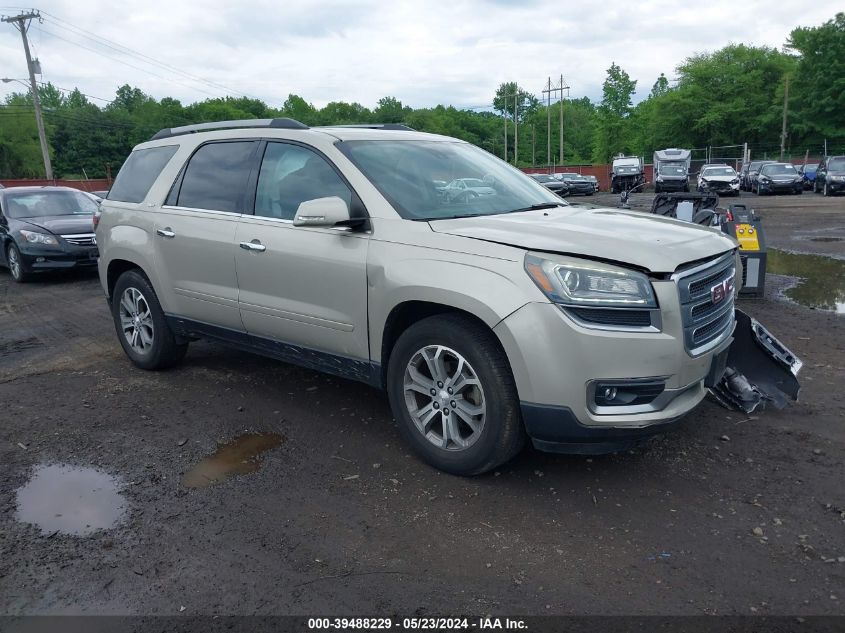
xmin=61 ymin=233 xmax=96 ymax=246
xmin=566 ymin=307 xmax=653 ymax=327
xmin=677 ymin=253 xmax=736 ymax=353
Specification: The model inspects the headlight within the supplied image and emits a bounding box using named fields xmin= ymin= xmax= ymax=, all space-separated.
xmin=656 ymin=176 xmax=664 ymax=182
xmin=19 ymin=230 xmax=59 ymax=246
xmin=759 ymin=176 xmax=770 ymax=183
xmin=731 ymin=178 xmax=739 ymax=184
xmin=525 ymin=254 xmax=657 ymax=308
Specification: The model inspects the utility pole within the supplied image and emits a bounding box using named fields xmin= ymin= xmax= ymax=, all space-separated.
xmin=780 ymin=74 xmax=789 ymax=161
xmin=531 ymin=124 xmax=535 ymax=166
xmin=542 ymin=75 xmax=569 ymax=171
xmin=559 ymin=74 xmax=567 ymax=166
xmin=544 ymin=77 xmax=552 ymax=168
xmin=3 ymin=10 xmax=53 ymax=181
xmin=513 ymin=92 xmax=518 ymax=165
xmin=503 ymin=111 xmax=507 ymax=162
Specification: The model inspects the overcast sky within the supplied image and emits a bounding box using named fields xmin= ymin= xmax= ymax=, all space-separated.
xmin=1 ymin=1 xmax=843 ymax=111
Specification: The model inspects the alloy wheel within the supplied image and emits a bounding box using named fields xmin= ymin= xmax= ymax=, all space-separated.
xmin=119 ymin=287 xmax=155 ymax=354
xmin=7 ymin=246 xmax=21 ymax=280
xmin=402 ymin=345 xmax=486 ymax=451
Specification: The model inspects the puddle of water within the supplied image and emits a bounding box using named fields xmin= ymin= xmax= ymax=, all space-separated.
xmin=181 ymin=432 xmax=284 ymax=488
xmin=15 ymin=464 xmax=127 ymax=536
xmin=767 ymin=249 xmax=845 ymax=314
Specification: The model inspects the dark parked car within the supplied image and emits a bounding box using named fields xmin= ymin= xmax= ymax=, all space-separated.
xmin=583 ymin=174 xmax=599 ymax=192
xmin=814 ymin=155 xmax=845 ymax=196
xmin=754 ymin=163 xmax=803 ymax=195
xmin=0 ymin=186 xmax=99 ymax=282
xmin=745 ymin=160 xmax=777 ymax=192
xmin=554 ymin=172 xmax=594 ymax=195
xmin=797 ymin=164 xmax=817 ymax=190
xmin=529 ymin=174 xmax=569 ymax=196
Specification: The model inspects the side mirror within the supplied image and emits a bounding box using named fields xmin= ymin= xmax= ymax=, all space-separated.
xmin=293 ymin=196 xmax=350 ymax=228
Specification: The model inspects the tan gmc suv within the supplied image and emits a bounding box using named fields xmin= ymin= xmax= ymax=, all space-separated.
xmin=96 ymin=118 xmax=744 ymax=475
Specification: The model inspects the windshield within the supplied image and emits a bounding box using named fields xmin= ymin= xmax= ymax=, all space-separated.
xmin=3 ymin=190 xmax=99 ymax=218
xmin=339 ymin=140 xmax=563 ymax=220
xmin=659 ymin=163 xmax=687 ymax=176
xmin=557 ymin=173 xmax=583 ymax=181
xmin=701 ymin=167 xmax=736 ymax=177
xmin=829 ymin=158 xmax=845 ymax=171
xmin=531 ymin=174 xmax=554 ymax=183
xmin=761 ymin=164 xmax=797 ymax=176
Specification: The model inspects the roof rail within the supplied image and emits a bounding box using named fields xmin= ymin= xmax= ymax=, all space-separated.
xmin=323 ymin=123 xmax=415 ymax=131
xmin=150 ymin=118 xmax=308 ymax=141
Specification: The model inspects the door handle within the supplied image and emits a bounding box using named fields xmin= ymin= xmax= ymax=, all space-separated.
xmin=239 ymin=240 xmax=266 ymax=252
xmin=156 ymin=228 xmax=175 ymax=238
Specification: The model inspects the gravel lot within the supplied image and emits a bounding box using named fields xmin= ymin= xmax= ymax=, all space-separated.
xmin=1 ymin=192 xmax=843 ymax=616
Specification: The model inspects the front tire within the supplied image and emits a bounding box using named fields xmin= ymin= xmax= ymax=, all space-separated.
xmin=824 ymin=181 xmax=830 ymax=197
xmin=386 ymin=314 xmax=525 ymax=476
xmin=112 ymin=270 xmax=188 ymax=370
xmin=6 ymin=243 xmax=29 ymax=283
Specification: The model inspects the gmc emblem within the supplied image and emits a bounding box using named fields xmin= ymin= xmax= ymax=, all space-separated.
xmin=711 ymin=274 xmax=735 ymax=305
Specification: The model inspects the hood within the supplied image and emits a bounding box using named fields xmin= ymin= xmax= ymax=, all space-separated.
xmin=764 ymin=174 xmax=800 ymax=182
xmin=429 ymin=206 xmax=735 ymax=273
xmin=17 ymin=214 xmax=95 ymax=235
xmin=701 ymin=175 xmax=737 ymax=183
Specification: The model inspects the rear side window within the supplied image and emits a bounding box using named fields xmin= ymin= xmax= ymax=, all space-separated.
xmin=108 ymin=145 xmax=178 ymax=203
xmin=176 ymin=141 xmax=257 ymax=213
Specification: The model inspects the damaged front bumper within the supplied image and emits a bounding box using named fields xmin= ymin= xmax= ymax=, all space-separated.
xmin=710 ymin=309 xmax=802 ymax=413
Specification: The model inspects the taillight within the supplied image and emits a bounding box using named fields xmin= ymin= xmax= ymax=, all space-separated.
xmin=726 ymin=210 xmax=734 ymax=222
xmin=93 ymin=207 xmax=102 ymax=229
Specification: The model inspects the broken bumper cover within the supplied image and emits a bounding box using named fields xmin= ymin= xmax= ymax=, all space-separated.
xmin=709 ymin=309 xmax=802 ymax=413
xmin=519 ymin=308 xmax=801 ymax=454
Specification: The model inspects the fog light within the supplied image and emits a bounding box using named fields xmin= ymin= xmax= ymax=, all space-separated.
xmin=594 ymin=381 xmax=666 ymax=408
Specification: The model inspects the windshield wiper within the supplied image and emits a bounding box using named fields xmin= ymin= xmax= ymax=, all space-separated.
xmin=505 ymin=202 xmax=567 ymax=214
xmin=414 ymin=212 xmax=490 ymax=221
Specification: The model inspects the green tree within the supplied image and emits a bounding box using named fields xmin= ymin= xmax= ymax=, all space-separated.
xmin=592 ymin=63 xmax=637 ymax=163
xmin=493 ymin=82 xmax=538 ymax=122
xmin=373 ymin=96 xmax=407 ymax=123
xmin=787 ymin=12 xmax=845 ymax=141
xmin=280 ymin=94 xmax=318 ymax=125
xmin=650 ymin=73 xmax=670 ymax=98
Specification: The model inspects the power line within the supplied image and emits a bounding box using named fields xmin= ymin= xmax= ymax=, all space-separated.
xmin=39 ymin=11 xmax=257 ymax=100
xmin=36 ymin=26 xmax=228 ymax=100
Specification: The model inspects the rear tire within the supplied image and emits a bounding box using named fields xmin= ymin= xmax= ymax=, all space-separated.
xmin=6 ymin=243 xmax=29 ymax=283
xmin=386 ymin=314 xmax=525 ymax=476
xmin=112 ymin=270 xmax=188 ymax=370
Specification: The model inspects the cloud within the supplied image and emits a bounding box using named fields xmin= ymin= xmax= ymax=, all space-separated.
xmin=1 ymin=0 xmax=840 ymax=110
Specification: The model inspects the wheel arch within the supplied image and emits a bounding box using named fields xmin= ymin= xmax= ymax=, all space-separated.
xmin=106 ymin=258 xmax=147 ymax=300
xmin=379 ymin=299 xmax=512 ymax=390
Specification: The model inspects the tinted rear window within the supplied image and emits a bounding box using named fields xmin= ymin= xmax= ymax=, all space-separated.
xmin=108 ymin=145 xmax=178 ymax=203
xmin=176 ymin=141 xmax=256 ymax=213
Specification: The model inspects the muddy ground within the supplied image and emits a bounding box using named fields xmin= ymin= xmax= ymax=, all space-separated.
xmin=0 ymin=192 xmax=843 ymax=617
